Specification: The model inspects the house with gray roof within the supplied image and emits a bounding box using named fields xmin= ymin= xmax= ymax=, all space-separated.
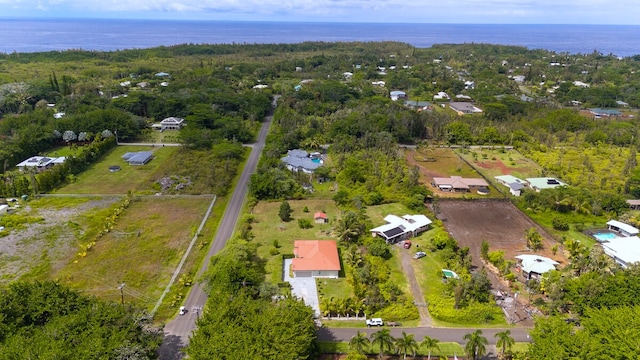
xmin=281 ymin=149 xmax=323 ymax=174
xmin=449 ymin=102 xmax=482 ymax=115
xmin=495 ymin=175 xmax=528 ymax=196
xmin=122 ymin=151 xmax=154 ymax=166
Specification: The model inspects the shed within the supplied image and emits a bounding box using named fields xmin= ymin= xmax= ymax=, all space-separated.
xmin=314 ymin=212 xmax=328 ymax=224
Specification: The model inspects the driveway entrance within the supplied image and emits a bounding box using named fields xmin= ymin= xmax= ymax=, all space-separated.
xmin=283 ymin=258 xmax=320 ymax=316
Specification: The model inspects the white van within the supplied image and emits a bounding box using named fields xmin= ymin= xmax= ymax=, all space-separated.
xmin=366 ymin=318 xmax=383 ymax=327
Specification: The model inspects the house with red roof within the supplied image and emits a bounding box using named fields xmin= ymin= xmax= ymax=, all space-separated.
xmin=292 ymin=240 xmax=340 ymax=278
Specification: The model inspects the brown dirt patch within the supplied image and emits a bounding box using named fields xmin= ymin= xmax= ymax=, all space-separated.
xmin=436 ymin=200 xmax=567 ymax=324
xmin=437 ymin=200 xmax=566 ymax=268
xmin=474 ymin=159 xmax=530 ymax=176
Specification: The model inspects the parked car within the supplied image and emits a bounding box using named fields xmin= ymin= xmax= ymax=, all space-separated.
xmin=414 ymin=251 xmax=427 ymax=259
xmin=179 ymin=306 xmax=187 ymax=315
xmin=366 ymin=318 xmax=384 ymax=327
xmin=387 ymin=321 xmax=401 ymax=327
xmin=403 ymin=240 xmax=412 ymax=249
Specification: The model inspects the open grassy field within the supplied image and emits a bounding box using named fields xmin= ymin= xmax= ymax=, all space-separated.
xmin=251 ymin=199 xmax=338 ymax=283
xmin=55 ymin=145 xmax=178 ymax=194
xmin=0 ymin=196 xmax=120 ymax=285
xmin=456 ymin=148 xmax=542 ymax=180
xmin=53 ymin=196 xmax=213 ymax=314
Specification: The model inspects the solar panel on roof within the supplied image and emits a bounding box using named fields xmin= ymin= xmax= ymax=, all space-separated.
xmin=382 ymin=227 xmax=404 ymax=238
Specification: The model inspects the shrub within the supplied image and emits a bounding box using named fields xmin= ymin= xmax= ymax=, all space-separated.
xmin=487 ymin=250 xmax=505 ymax=268
xmin=574 ymin=223 xmax=585 ymax=232
xmin=298 ymin=218 xmax=314 ymax=229
xmin=367 ymin=238 xmax=391 ymax=259
xmin=269 ymin=247 xmax=280 ymax=256
xmin=480 ymin=240 xmax=490 ymax=260
xmin=552 ymin=217 xmax=570 ymax=231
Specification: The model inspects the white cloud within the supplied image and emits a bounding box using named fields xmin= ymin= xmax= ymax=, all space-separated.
xmin=1 ymin=0 xmax=639 ymax=24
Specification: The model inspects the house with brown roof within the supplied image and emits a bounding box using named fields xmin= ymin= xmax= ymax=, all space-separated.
xmin=314 ymin=212 xmax=328 ymax=224
xmin=292 ymin=240 xmax=340 ymax=278
xmin=432 ymin=176 xmax=489 ymax=194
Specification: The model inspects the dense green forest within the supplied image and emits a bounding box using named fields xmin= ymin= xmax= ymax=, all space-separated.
xmin=0 ymin=281 xmax=162 ymax=359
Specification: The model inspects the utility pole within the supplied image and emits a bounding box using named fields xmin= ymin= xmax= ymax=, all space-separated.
xmin=118 ymin=283 xmax=125 ymax=306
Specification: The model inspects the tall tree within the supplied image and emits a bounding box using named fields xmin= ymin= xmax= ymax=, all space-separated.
xmin=279 ymin=200 xmax=293 ymax=222
xmin=349 ymin=330 xmax=371 ymax=355
xmin=495 ymin=330 xmax=515 ymax=359
xmin=370 ymin=328 xmax=394 ymax=359
xmin=395 ymin=331 xmax=419 ymax=360
xmin=463 ymin=330 xmax=489 ymax=360
xmin=421 ymin=335 xmax=441 ymax=360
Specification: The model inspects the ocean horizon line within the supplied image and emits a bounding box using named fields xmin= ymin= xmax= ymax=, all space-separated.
xmin=1 ymin=17 xmax=639 ymax=27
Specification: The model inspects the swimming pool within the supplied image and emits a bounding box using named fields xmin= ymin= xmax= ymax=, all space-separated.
xmin=311 ymin=158 xmax=322 ymax=164
xmin=593 ymin=232 xmax=618 ymax=241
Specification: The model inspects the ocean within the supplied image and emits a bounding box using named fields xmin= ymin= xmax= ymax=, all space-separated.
xmin=0 ymin=18 xmax=639 ymax=57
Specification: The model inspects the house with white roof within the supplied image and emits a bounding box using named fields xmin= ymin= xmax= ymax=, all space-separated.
xmin=606 ymin=220 xmax=639 ymax=237
xmin=16 ymin=156 xmax=66 ymax=172
xmin=515 ymin=255 xmax=559 ymax=280
xmin=371 ymin=214 xmax=432 ymax=244
xmin=495 ymin=175 xmax=528 ymax=196
xmin=433 ymin=91 xmax=450 ymax=101
xmin=390 ymin=90 xmax=407 ymax=101
xmin=152 ymin=117 xmax=186 ymax=131
xmin=601 ymin=236 xmax=640 ymax=268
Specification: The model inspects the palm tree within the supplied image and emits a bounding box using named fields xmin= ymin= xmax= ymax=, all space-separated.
xmin=394 ymin=331 xmax=419 ymax=360
xmin=421 ymin=335 xmax=440 ymax=360
xmin=370 ymin=328 xmax=394 ymax=359
xmin=349 ymin=330 xmax=371 ymax=355
xmin=495 ymin=330 xmax=515 ymax=359
xmin=463 ymin=329 xmax=489 ymax=360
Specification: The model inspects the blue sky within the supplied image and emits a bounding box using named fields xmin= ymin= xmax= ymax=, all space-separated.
xmin=1 ymin=0 xmax=638 ymax=25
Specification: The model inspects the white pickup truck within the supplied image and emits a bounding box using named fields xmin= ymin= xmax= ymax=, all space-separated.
xmin=365 ymin=318 xmax=383 ymax=327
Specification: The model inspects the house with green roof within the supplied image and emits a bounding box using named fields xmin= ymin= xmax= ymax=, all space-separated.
xmin=525 ymin=177 xmax=567 ymax=192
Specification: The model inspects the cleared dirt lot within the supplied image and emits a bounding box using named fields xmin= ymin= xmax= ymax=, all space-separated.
xmin=437 ymin=200 xmax=564 ymax=267
xmin=437 ymin=200 xmax=566 ymax=325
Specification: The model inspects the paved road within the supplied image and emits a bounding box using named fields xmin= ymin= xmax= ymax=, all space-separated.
xmin=158 ymin=98 xmax=276 ymax=359
xmin=317 ymin=327 xmax=531 ymax=345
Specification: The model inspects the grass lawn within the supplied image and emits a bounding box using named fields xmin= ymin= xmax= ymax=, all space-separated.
xmin=522 ymin=209 xmax=603 ymax=248
xmin=54 ymin=196 xmax=213 ymax=314
xmin=317 ymin=277 xmax=352 ymax=300
xmin=44 ymin=145 xmax=81 ymax=158
xmin=366 ymin=203 xmax=414 ymax=225
xmin=317 ymin=340 xmax=464 ymax=357
xmin=251 ymin=199 xmax=338 ymax=283
xmin=55 ymin=145 xmax=178 ymax=194
xmin=409 ymin=225 xmax=507 ymax=327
